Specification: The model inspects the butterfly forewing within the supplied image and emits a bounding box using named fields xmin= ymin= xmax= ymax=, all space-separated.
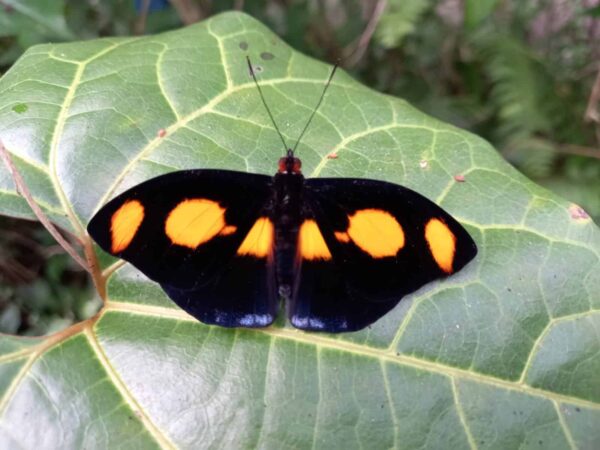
xmin=88 ymin=169 xmax=280 ymax=327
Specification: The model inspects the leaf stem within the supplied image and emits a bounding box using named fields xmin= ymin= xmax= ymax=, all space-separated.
xmin=84 ymin=237 xmax=106 ymax=300
xmin=584 ymin=66 xmax=600 ymax=124
xmin=344 ymin=0 xmax=388 ymax=67
xmin=0 ymin=139 xmax=109 ymax=299
xmin=0 ymin=139 xmax=90 ymax=271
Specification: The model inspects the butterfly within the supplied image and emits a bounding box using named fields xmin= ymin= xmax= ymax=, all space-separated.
xmin=87 ymin=57 xmax=477 ymax=332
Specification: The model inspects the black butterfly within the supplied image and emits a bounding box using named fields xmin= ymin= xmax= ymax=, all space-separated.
xmin=88 ymin=57 xmax=477 ymax=332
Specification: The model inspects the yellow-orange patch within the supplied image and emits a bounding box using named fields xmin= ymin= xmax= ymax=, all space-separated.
xmin=237 ymin=217 xmax=273 ymax=258
xmin=111 ymin=199 xmax=145 ymax=253
xmin=300 ymin=219 xmax=332 ymax=260
xmin=220 ymin=225 xmax=237 ymax=235
xmin=346 ymin=209 xmax=404 ymax=258
xmin=165 ymin=199 xmax=227 ymax=249
xmin=425 ymin=218 xmax=456 ymax=273
xmin=334 ymin=231 xmax=350 ymax=243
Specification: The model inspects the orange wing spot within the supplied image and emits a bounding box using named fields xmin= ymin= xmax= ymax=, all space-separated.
xmin=110 ymin=199 xmax=145 ymax=253
xmin=334 ymin=231 xmax=350 ymax=243
xmin=425 ymin=218 xmax=456 ymax=273
xmin=165 ymin=199 xmax=228 ymax=249
xmin=347 ymin=209 xmax=404 ymax=258
xmin=220 ymin=225 xmax=237 ymax=235
xmin=237 ymin=217 xmax=273 ymax=258
xmin=300 ymin=219 xmax=332 ymax=260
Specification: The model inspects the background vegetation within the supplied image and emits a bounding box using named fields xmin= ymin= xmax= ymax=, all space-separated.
xmin=1 ymin=0 xmax=599 ymax=336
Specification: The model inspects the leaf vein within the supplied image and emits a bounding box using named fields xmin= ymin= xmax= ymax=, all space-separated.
xmin=103 ymin=302 xmax=600 ymax=410
xmin=83 ymin=327 xmax=177 ymax=449
xmin=451 ymin=379 xmax=478 ymax=450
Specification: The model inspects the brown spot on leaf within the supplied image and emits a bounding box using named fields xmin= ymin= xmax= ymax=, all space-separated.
xmin=239 ymin=41 xmax=248 ymax=50
xmin=569 ymin=204 xmax=590 ymax=220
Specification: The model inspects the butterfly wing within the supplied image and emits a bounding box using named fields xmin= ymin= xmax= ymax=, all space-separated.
xmin=289 ymin=177 xmax=478 ymax=332
xmin=87 ymin=169 xmax=279 ymax=327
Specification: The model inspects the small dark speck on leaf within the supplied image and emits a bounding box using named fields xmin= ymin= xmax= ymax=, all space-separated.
xmin=248 ymin=65 xmax=263 ymax=76
xmin=507 ymin=287 xmax=512 ymax=292
xmin=239 ymin=41 xmax=248 ymax=50
xmin=12 ymin=103 xmax=28 ymax=114
xmin=454 ymin=174 xmax=466 ymax=182
xmin=575 ymin=407 xmax=581 ymax=412
xmin=261 ymin=51 xmax=274 ymax=60
xmin=3 ymin=4 xmax=14 ymax=12
xmin=569 ymin=204 xmax=590 ymax=220
xmin=539 ymin=441 xmax=543 ymax=445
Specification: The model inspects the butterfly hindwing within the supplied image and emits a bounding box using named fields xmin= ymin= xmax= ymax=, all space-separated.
xmin=159 ymin=214 xmax=278 ymax=328
xmin=288 ymin=177 xmax=478 ymax=332
xmin=87 ymin=169 xmax=279 ymax=327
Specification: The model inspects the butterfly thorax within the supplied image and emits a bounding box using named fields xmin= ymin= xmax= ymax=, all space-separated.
xmin=272 ymin=166 xmax=304 ymax=300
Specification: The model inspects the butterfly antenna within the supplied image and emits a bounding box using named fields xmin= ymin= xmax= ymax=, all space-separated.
xmin=247 ymin=56 xmax=289 ymax=153
xmin=291 ymin=62 xmax=338 ymax=154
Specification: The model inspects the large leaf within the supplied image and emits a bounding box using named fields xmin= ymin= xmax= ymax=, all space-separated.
xmin=1 ymin=11 xmax=599 ymax=449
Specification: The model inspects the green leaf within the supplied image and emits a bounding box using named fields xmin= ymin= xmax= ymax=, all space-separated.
xmin=1 ymin=11 xmax=599 ymax=448
xmin=374 ymin=0 xmax=430 ymax=48
xmin=474 ymin=34 xmax=553 ymax=142
xmin=0 ymin=1 xmax=76 ymax=67
xmin=0 ymin=0 xmax=76 ymax=62
xmin=583 ymin=5 xmax=600 ymax=17
xmin=464 ymin=0 xmax=499 ymax=30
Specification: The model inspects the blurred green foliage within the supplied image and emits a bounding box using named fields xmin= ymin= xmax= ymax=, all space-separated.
xmin=0 ymin=218 xmax=100 ymax=335
xmin=0 ymin=0 xmax=598 ymax=335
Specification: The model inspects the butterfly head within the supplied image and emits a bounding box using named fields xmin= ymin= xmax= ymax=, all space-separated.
xmin=247 ymin=56 xmax=337 ymax=176
xmin=278 ymin=149 xmax=302 ymax=174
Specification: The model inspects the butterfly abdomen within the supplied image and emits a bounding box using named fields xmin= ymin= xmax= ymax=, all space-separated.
xmin=272 ymin=171 xmax=304 ymax=299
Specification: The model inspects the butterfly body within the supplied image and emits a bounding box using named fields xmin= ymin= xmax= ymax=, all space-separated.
xmin=272 ymin=153 xmax=305 ymax=301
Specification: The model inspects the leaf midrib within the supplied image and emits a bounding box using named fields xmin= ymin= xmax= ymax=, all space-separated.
xmin=4 ymin=298 xmax=593 ymax=411
xmin=101 ymin=300 xmax=599 ymax=410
